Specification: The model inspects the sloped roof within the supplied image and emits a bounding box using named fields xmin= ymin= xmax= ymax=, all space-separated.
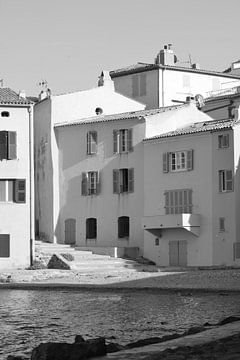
xmin=0 ymin=88 xmax=32 ymax=105
xmin=144 ymin=119 xmax=238 ymax=142
xmin=110 ymin=62 xmax=240 ymax=79
xmin=54 ymin=104 xmax=187 ymax=128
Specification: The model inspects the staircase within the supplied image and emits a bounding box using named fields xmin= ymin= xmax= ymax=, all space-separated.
xmin=34 ymin=241 xmax=154 ymax=273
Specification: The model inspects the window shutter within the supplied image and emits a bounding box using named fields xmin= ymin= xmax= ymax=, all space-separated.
xmin=127 ymin=129 xmax=133 ymax=152
xmin=14 ymin=179 xmax=26 ymax=203
xmin=86 ymin=219 xmax=90 ymax=239
xmin=226 ymin=170 xmax=233 ymax=191
xmin=224 ymin=134 xmax=229 ymax=148
xmin=0 ymin=131 xmax=8 ymax=160
xmin=187 ymin=150 xmax=193 ymax=171
xmin=132 ymin=75 xmax=139 ymax=97
xmin=113 ymin=130 xmax=118 ymax=153
xmin=96 ymin=171 xmax=101 ymax=195
xmin=163 ymin=153 xmax=169 ymax=173
xmin=165 ymin=191 xmax=170 ymax=214
xmin=8 ymin=131 xmax=17 ymax=159
xmin=91 ymin=131 xmax=97 ymax=154
xmin=87 ymin=132 xmax=90 ymax=154
xmin=128 ymin=168 xmax=134 ymax=193
xmin=81 ymin=172 xmax=88 ymax=195
xmin=140 ymin=74 xmax=146 ymax=96
xmin=113 ymin=169 xmax=119 ymax=193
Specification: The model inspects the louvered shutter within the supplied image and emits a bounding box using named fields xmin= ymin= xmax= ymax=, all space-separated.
xmin=113 ymin=169 xmax=119 ymax=193
xmin=8 ymin=131 xmax=17 ymax=159
xmin=0 ymin=131 xmax=8 ymax=160
xmin=140 ymin=73 xmax=146 ymax=96
xmin=91 ymin=131 xmax=97 ymax=154
xmin=132 ymin=75 xmax=139 ymax=97
xmin=113 ymin=130 xmax=118 ymax=153
xmin=128 ymin=168 xmax=134 ymax=193
xmin=87 ymin=132 xmax=90 ymax=154
xmin=81 ymin=172 xmax=88 ymax=195
xmin=127 ymin=129 xmax=133 ymax=152
xmin=96 ymin=171 xmax=101 ymax=195
xmin=226 ymin=170 xmax=233 ymax=191
xmin=187 ymin=150 xmax=193 ymax=171
xmin=165 ymin=191 xmax=170 ymax=214
xmin=14 ymin=179 xmax=26 ymax=203
xmin=163 ymin=153 xmax=169 ymax=173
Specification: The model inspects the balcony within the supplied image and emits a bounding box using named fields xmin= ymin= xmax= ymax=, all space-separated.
xmin=142 ymin=213 xmax=201 ymax=236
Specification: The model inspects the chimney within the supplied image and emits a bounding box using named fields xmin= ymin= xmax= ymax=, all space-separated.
xmin=19 ymin=90 xmax=26 ymax=99
xmin=38 ymin=89 xmax=51 ymax=101
xmin=155 ymin=44 xmax=177 ymax=66
xmin=192 ymin=63 xmax=200 ymax=70
xmin=98 ymin=70 xmax=114 ymax=90
xmin=186 ymin=96 xmax=196 ymax=104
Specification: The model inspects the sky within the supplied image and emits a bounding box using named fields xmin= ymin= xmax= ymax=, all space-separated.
xmin=0 ymin=0 xmax=239 ymax=96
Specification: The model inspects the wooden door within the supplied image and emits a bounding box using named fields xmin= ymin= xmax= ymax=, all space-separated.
xmin=64 ymin=218 xmax=76 ymax=245
xmin=169 ymin=240 xmax=187 ymax=266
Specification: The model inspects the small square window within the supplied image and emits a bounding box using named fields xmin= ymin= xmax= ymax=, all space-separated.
xmin=218 ymin=134 xmax=229 ymax=149
xmin=155 ymin=238 xmax=159 ymax=246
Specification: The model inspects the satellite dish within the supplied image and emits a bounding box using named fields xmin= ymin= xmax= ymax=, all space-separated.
xmin=195 ymin=94 xmax=205 ymax=108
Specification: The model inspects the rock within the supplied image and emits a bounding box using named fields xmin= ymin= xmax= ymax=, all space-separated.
xmin=7 ymin=356 xmax=29 ymax=360
xmin=106 ymin=342 xmax=125 ymax=353
xmin=218 ymin=316 xmax=240 ymax=326
xmin=184 ymin=326 xmax=206 ymax=335
xmin=31 ymin=338 xmax=106 ymax=360
xmin=74 ymin=335 xmax=85 ymax=343
xmin=125 ymin=337 xmax=162 ymax=349
xmin=47 ymin=254 xmax=71 ymax=270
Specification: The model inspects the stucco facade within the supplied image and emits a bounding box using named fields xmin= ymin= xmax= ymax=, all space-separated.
xmin=0 ymin=89 xmax=34 ymax=269
xmin=142 ymin=118 xmax=240 ymax=267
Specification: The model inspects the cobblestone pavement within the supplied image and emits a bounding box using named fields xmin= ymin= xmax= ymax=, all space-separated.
xmin=0 ymin=267 xmax=240 ymax=291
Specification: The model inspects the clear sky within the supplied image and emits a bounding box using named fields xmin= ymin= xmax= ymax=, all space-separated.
xmin=0 ymin=0 xmax=239 ymax=96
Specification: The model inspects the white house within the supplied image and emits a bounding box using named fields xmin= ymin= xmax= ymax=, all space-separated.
xmin=110 ymin=45 xmax=240 ymax=109
xmin=142 ymin=115 xmax=240 ymax=267
xmin=0 ymin=88 xmax=34 ymax=269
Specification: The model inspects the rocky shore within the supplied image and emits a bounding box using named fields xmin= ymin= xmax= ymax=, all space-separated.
xmin=6 ymin=317 xmax=240 ymax=360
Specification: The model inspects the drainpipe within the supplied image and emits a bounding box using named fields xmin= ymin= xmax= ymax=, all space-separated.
xmin=161 ymin=68 xmax=165 ymax=107
xmin=28 ymin=105 xmax=35 ymax=265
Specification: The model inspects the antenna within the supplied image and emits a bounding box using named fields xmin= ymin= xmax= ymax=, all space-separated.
xmin=38 ymin=79 xmax=48 ymax=91
xmin=195 ymin=94 xmax=205 ymax=108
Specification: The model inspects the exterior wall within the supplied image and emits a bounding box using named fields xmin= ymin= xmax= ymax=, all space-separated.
xmin=160 ymin=70 xmax=240 ymax=107
xmin=143 ymin=133 xmax=214 ymax=266
xmin=113 ymin=70 xmax=159 ymax=110
xmin=56 ymin=118 xmax=145 ymax=252
xmin=0 ymin=106 xmax=31 ymax=268
xmin=233 ymin=126 xmax=240 ymax=264
xmin=211 ymin=130 xmax=236 ymax=266
xmin=34 ymin=99 xmax=54 ymax=242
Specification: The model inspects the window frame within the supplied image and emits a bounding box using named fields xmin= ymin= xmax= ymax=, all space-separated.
xmin=113 ymin=168 xmax=134 ymax=194
xmin=219 ymin=217 xmax=225 ymax=232
xmin=87 ymin=131 xmax=97 ymax=155
xmin=218 ymin=134 xmax=229 ymax=149
xmin=0 ymin=131 xmax=17 ymax=160
xmin=118 ymin=216 xmax=130 ymax=239
xmin=81 ymin=171 xmax=100 ymax=196
xmin=219 ymin=170 xmax=233 ymax=193
xmin=113 ymin=128 xmax=133 ymax=154
xmin=86 ymin=218 xmax=97 ymax=239
xmin=163 ymin=150 xmax=193 ymax=173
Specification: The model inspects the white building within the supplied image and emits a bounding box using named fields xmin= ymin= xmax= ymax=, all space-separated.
xmin=110 ymin=45 xmax=240 ymax=109
xmin=0 ymin=88 xmax=34 ymax=269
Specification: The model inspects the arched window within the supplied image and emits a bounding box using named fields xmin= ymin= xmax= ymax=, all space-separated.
xmin=118 ymin=216 xmax=129 ymax=238
xmin=86 ymin=218 xmax=97 ymax=239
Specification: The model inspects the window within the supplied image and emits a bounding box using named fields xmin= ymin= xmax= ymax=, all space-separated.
xmin=163 ymin=150 xmax=193 ymax=173
xmin=219 ymin=217 xmax=225 ymax=232
xmin=87 ymin=131 xmax=97 ymax=155
xmin=219 ymin=170 xmax=233 ymax=192
xmin=155 ymin=238 xmax=160 ymax=246
xmin=218 ymin=134 xmax=229 ymax=149
xmin=0 ymin=234 xmax=10 ymax=257
xmin=81 ymin=171 xmax=100 ymax=195
xmin=165 ymin=189 xmax=193 ymax=214
xmin=86 ymin=218 xmax=97 ymax=239
xmin=113 ymin=129 xmax=133 ymax=153
xmin=118 ymin=216 xmax=129 ymax=238
xmin=1 ymin=111 xmax=10 ymax=117
xmin=113 ymin=168 xmax=134 ymax=194
xmin=0 ymin=179 xmax=26 ymax=203
xmin=0 ymin=131 xmax=17 ymax=160
xmin=132 ymin=73 xmax=146 ymax=97
xmin=233 ymin=242 xmax=240 ymax=260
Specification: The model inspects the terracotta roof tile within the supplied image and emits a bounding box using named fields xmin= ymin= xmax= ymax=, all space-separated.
xmin=0 ymin=88 xmax=32 ymax=105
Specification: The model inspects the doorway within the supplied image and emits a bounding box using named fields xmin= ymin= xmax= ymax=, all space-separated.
xmin=169 ymin=240 xmax=187 ymax=266
xmin=64 ymin=218 xmax=76 ymax=245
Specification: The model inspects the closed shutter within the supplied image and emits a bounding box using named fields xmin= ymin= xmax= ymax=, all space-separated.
xmin=163 ymin=153 xmax=169 ymax=173
xmin=8 ymin=131 xmax=17 ymax=159
xmin=81 ymin=172 xmax=88 ymax=195
xmin=226 ymin=170 xmax=233 ymax=191
xmin=87 ymin=132 xmax=90 ymax=154
xmin=14 ymin=179 xmax=26 ymax=203
xmin=187 ymin=150 xmax=193 ymax=171
xmin=132 ymin=75 xmax=139 ymax=97
xmin=140 ymin=74 xmax=146 ymax=96
xmin=165 ymin=191 xmax=170 ymax=214
xmin=127 ymin=128 xmax=133 ymax=152
xmin=0 ymin=131 xmax=8 ymax=160
xmin=128 ymin=168 xmax=134 ymax=193
xmin=113 ymin=130 xmax=118 ymax=153
xmin=91 ymin=131 xmax=97 ymax=154
xmin=0 ymin=234 xmax=10 ymax=257
xmin=113 ymin=169 xmax=119 ymax=193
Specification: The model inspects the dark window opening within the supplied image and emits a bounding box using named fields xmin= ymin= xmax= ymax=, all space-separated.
xmin=118 ymin=216 xmax=129 ymax=238
xmin=86 ymin=218 xmax=97 ymax=239
xmin=0 ymin=234 xmax=10 ymax=257
xmin=1 ymin=111 xmax=10 ymax=117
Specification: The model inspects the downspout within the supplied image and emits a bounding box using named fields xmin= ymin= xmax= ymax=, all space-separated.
xmin=28 ymin=105 xmax=35 ymax=265
xmin=161 ymin=68 xmax=165 ymax=107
